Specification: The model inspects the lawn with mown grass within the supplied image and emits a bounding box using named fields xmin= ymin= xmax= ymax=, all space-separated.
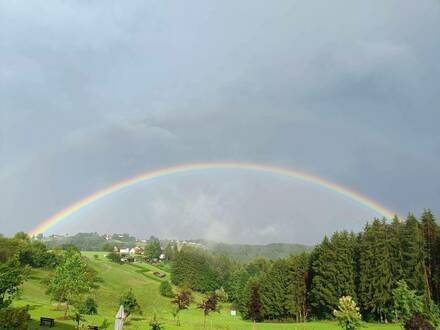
xmin=14 ymin=252 xmax=402 ymax=330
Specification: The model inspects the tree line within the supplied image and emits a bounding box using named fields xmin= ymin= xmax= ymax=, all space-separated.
xmin=169 ymin=209 xmax=440 ymax=325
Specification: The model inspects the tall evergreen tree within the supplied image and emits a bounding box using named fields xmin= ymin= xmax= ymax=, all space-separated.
xmin=310 ymin=232 xmax=357 ymax=318
xmin=259 ymin=259 xmax=290 ymax=320
xmin=420 ymin=209 xmax=440 ymax=303
xmin=285 ymin=253 xmax=310 ymax=322
xmin=358 ymin=219 xmax=393 ymax=322
xmin=387 ymin=216 xmax=405 ymax=285
xmin=402 ymin=214 xmax=429 ymax=297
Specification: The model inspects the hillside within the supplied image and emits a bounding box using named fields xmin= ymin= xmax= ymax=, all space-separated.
xmin=195 ymin=240 xmax=312 ymax=261
xmin=13 ymin=252 xmax=400 ymax=330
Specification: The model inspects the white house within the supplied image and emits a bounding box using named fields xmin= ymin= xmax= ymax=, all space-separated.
xmin=129 ymin=248 xmax=136 ymax=255
xmin=119 ymin=248 xmax=130 ymax=254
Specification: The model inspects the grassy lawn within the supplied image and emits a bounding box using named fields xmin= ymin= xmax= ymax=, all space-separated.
xmin=14 ymin=252 xmax=403 ymax=330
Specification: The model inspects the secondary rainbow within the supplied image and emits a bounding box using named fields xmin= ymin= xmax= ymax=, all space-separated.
xmin=28 ymin=161 xmax=397 ymax=236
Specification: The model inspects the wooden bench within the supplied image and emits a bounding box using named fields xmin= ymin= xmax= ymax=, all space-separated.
xmin=87 ymin=326 xmax=99 ymax=330
xmin=40 ymin=317 xmax=55 ymax=327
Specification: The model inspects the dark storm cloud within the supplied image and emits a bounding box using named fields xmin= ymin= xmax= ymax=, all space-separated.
xmin=1 ymin=1 xmax=439 ymax=242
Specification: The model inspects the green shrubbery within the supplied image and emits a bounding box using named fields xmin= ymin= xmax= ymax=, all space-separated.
xmin=79 ymin=297 xmax=98 ymax=315
xmin=0 ymin=306 xmax=30 ymax=330
xmin=159 ymin=281 xmax=174 ymax=297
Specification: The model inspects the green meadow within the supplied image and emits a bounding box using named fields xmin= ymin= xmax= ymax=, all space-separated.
xmin=14 ymin=252 xmax=401 ymax=330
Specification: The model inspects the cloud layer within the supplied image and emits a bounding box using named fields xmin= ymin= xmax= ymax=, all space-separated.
xmin=1 ymin=1 xmax=440 ymax=243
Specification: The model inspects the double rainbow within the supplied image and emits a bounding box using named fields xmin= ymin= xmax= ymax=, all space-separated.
xmin=28 ymin=161 xmax=397 ymax=236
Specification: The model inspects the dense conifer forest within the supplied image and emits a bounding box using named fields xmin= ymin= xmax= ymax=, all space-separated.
xmin=169 ymin=209 xmax=440 ymax=324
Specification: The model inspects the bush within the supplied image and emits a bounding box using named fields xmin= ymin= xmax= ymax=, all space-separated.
xmin=404 ymin=314 xmax=435 ymax=330
xmin=79 ymin=297 xmax=98 ymax=315
xmin=333 ymin=296 xmax=362 ymax=330
xmin=149 ymin=313 xmax=164 ymax=330
xmin=0 ymin=306 xmax=30 ymax=330
xmin=159 ymin=281 xmax=174 ymax=297
xmin=106 ymin=252 xmax=122 ymax=264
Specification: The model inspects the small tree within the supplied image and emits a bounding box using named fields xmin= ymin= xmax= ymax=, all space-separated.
xmin=149 ymin=313 xmax=164 ymax=330
xmin=47 ymin=250 xmax=92 ymax=318
xmin=71 ymin=311 xmax=85 ymax=329
xmin=160 ymin=281 xmax=174 ymax=297
xmin=145 ymin=238 xmax=162 ymax=262
xmin=333 ymin=296 xmax=362 ymax=330
xmin=392 ymin=280 xmax=424 ymax=323
xmin=198 ymin=293 xmax=220 ymax=329
xmin=248 ymin=281 xmax=263 ymax=330
xmin=119 ymin=289 xmax=141 ymax=320
xmin=172 ymin=288 xmax=192 ymax=326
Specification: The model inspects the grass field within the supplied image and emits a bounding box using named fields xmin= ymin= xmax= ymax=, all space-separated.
xmin=13 ymin=252 xmax=402 ymax=329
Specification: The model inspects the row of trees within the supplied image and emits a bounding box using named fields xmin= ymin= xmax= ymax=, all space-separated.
xmin=169 ymin=209 xmax=440 ymax=326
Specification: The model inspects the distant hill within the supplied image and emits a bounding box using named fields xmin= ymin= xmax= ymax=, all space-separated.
xmin=192 ymin=239 xmax=312 ymax=261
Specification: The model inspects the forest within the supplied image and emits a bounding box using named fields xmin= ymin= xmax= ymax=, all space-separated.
xmin=169 ymin=209 xmax=440 ymax=327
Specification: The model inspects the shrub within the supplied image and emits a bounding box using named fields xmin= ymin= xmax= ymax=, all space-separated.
xmin=333 ymin=296 xmax=362 ymax=330
xmin=79 ymin=297 xmax=98 ymax=315
xmin=404 ymin=314 xmax=435 ymax=330
xmin=392 ymin=280 xmax=424 ymax=323
xmin=106 ymin=252 xmax=122 ymax=264
xmin=0 ymin=306 xmax=30 ymax=330
xmin=159 ymin=281 xmax=174 ymax=297
xmin=149 ymin=313 xmax=164 ymax=330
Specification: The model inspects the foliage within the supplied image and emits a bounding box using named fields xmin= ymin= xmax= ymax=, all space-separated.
xmin=358 ymin=220 xmax=393 ymax=322
xmin=46 ymin=250 xmax=93 ymax=317
xmin=106 ymin=252 xmax=122 ymax=264
xmin=404 ymin=314 xmax=435 ymax=330
xmin=0 ymin=306 xmax=30 ymax=330
xmin=79 ymin=296 xmax=98 ymax=315
xmin=149 ymin=313 xmax=164 ymax=330
xmin=392 ymin=280 xmax=424 ymax=323
xmin=18 ymin=240 xmax=60 ymax=268
xmin=145 ymin=238 xmax=162 ymax=261
xmin=285 ymin=252 xmax=310 ymax=322
xmin=0 ymin=257 xmax=28 ymax=308
xmin=215 ymin=287 xmax=228 ymax=302
xmin=248 ymin=278 xmax=263 ymax=323
xmin=171 ymin=287 xmax=192 ymax=326
xmin=119 ymin=288 xmax=142 ymax=319
xmin=311 ymin=232 xmax=357 ymax=319
xmin=171 ymin=246 xmax=229 ymax=293
xmin=159 ymin=280 xmax=174 ymax=297
xmin=259 ymin=258 xmax=290 ymax=320
xmin=71 ymin=310 xmax=85 ymax=329
xmin=198 ymin=292 xmax=220 ymax=328
xmin=333 ymin=296 xmax=362 ymax=330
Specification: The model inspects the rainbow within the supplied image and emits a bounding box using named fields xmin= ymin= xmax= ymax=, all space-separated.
xmin=28 ymin=161 xmax=397 ymax=236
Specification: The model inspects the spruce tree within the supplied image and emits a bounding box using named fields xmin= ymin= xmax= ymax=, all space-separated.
xmin=402 ymin=214 xmax=428 ymax=297
xmin=259 ymin=258 xmax=290 ymax=320
xmin=285 ymin=253 xmax=310 ymax=322
xmin=420 ymin=209 xmax=439 ymax=303
xmin=358 ymin=219 xmax=393 ymax=322
xmin=310 ymin=232 xmax=357 ymax=318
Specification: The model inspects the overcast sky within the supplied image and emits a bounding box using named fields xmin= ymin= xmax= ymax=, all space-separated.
xmin=1 ymin=1 xmax=439 ymax=244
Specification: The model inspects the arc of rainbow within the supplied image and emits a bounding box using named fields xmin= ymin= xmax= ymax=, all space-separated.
xmin=29 ymin=161 xmax=397 ymax=236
